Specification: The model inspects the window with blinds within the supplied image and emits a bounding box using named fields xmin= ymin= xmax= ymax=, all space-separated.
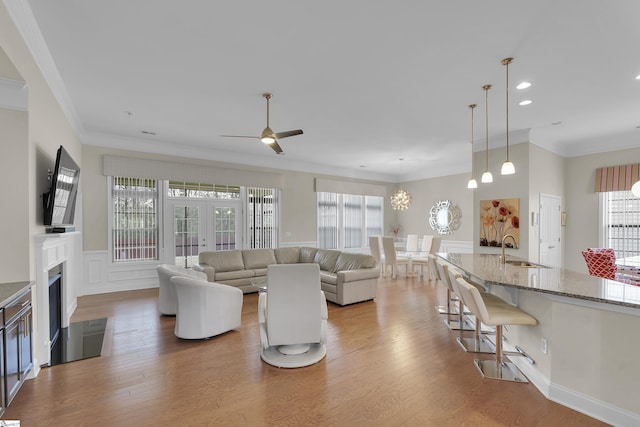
xmin=247 ymin=187 xmax=278 ymax=248
xmin=317 ymin=192 xmax=383 ymax=250
xmin=603 ymin=190 xmax=640 ymax=263
xmin=168 ymin=181 xmax=240 ymax=199
xmin=111 ymin=177 xmax=159 ymax=262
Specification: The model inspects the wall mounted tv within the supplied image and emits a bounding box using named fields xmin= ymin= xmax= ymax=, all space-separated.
xmin=43 ymin=145 xmax=80 ymax=232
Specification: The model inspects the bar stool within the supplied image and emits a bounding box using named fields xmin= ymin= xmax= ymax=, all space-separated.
xmin=446 ymin=266 xmax=496 ymax=354
xmin=455 ymin=276 xmax=537 ymax=382
xmin=436 ymin=259 xmax=473 ymax=331
xmin=430 ymin=255 xmax=456 ymax=315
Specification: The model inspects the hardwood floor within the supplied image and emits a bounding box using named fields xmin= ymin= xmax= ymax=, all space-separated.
xmin=4 ymin=276 xmax=607 ymax=426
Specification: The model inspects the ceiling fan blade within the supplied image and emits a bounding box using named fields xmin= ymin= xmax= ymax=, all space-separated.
xmin=274 ymin=129 xmax=303 ymax=139
xmin=269 ymin=140 xmax=284 ymax=154
xmin=220 ymin=134 xmax=259 ymax=139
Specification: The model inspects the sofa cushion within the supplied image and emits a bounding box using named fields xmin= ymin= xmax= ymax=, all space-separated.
xmin=215 ymin=269 xmax=255 ymax=281
xmin=242 ymin=248 xmax=277 ymax=269
xmin=299 ymin=247 xmax=318 ymax=263
xmin=200 ymin=250 xmax=245 ymax=273
xmin=320 ymin=271 xmax=338 ymax=285
xmin=314 ymin=249 xmax=341 ymax=273
xmin=275 ymin=247 xmax=300 ymax=264
xmin=334 ymin=253 xmax=375 ymax=272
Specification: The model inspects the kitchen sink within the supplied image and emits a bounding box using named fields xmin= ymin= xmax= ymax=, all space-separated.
xmin=504 ymin=259 xmax=549 ymax=268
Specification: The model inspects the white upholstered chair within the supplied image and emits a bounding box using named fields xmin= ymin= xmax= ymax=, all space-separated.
xmin=259 ymin=263 xmax=328 ymax=368
xmin=171 ymin=276 xmax=243 ymax=339
xmin=406 ymin=234 xmax=419 ymax=252
xmin=381 ymin=236 xmax=409 ymax=278
xmin=156 ymin=264 xmax=207 ymax=315
xmin=369 ymin=235 xmax=384 ymax=275
xmin=410 ymin=235 xmax=435 ymax=278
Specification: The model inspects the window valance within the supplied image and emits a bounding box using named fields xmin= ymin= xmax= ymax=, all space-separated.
xmin=594 ymin=163 xmax=640 ymax=192
xmin=314 ymin=178 xmax=386 ymax=197
xmin=103 ymin=155 xmax=284 ymax=189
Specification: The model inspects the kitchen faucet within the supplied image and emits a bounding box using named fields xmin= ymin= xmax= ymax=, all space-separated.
xmin=501 ymin=234 xmax=518 ymax=264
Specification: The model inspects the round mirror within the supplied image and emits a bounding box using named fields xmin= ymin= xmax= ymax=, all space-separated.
xmin=428 ymin=200 xmax=461 ymax=235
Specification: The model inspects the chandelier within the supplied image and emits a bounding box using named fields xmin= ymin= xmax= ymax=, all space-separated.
xmin=390 ymin=188 xmax=412 ymax=210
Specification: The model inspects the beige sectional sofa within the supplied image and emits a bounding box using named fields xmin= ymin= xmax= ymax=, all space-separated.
xmin=192 ymin=247 xmax=379 ymax=306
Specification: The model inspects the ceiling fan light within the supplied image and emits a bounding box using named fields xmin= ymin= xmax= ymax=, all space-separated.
xmin=481 ymin=171 xmax=493 ymax=183
xmin=467 ymin=178 xmax=478 ymax=189
xmin=501 ymin=160 xmax=515 ymax=175
xmin=261 ymin=126 xmax=275 ymax=144
xmin=261 ymin=135 xmax=275 ymax=144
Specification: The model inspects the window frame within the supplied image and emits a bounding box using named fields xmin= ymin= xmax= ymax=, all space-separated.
xmin=317 ymin=191 xmax=383 ymax=250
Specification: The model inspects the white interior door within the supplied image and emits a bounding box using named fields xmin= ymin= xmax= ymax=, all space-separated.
xmin=168 ymin=200 xmax=242 ymax=267
xmin=539 ymin=194 xmax=562 ymax=267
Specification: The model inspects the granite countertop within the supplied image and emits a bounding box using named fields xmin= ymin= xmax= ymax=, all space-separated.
xmin=0 ymin=281 xmax=33 ymax=308
xmin=437 ymin=253 xmax=640 ymax=310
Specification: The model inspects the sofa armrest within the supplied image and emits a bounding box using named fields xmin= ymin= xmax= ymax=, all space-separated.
xmin=337 ymin=268 xmax=380 ymax=283
xmin=193 ymin=263 xmax=215 ymax=282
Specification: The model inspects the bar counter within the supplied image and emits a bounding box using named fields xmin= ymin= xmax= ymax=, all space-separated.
xmin=436 ymin=252 xmax=640 ymax=425
xmin=436 ymin=252 xmax=640 ymax=310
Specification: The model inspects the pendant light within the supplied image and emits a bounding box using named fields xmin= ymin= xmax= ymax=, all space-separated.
xmin=481 ymin=84 xmax=493 ymax=183
xmin=467 ymin=104 xmax=478 ymax=189
xmin=501 ymin=57 xmax=516 ymax=175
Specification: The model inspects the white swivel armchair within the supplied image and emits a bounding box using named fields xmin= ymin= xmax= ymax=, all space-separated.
xmin=156 ymin=264 xmax=207 ymax=315
xmin=259 ymin=263 xmax=328 ymax=368
xmin=171 ymin=276 xmax=243 ymax=339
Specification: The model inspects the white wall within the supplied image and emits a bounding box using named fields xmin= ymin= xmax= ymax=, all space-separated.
xmin=528 ymin=144 xmax=566 ymax=263
xmin=395 ymin=173 xmax=473 ymax=243
xmin=564 ymin=146 xmax=640 ymax=272
xmin=0 ymin=4 xmax=82 ymax=282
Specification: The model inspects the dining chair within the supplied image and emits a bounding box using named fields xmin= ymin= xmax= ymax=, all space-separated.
xmin=411 ymin=235 xmax=434 ymax=278
xmin=381 ymin=236 xmax=409 ymax=278
xmin=368 ymin=235 xmax=384 ymax=276
xmin=406 ymin=234 xmax=419 ymax=252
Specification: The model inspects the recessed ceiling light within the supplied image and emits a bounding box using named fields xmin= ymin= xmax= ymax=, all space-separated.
xmin=636 ymin=74 xmax=640 ymax=80
xmin=519 ymin=100 xmax=532 ymax=106
xmin=141 ymin=130 xmax=156 ymax=135
xmin=552 ymin=121 xmax=562 ymax=125
xmin=516 ymin=82 xmax=531 ymax=90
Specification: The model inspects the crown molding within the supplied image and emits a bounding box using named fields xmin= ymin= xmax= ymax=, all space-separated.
xmin=3 ymin=0 xmax=85 ymax=135
xmin=0 ymin=76 xmax=27 ymax=111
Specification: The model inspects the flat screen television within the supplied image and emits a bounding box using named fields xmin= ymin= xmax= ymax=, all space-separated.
xmin=43 ymin=145 xmax=80 ymax=230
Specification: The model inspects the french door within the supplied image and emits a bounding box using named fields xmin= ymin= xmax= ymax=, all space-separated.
xmin=167 ymin=200 xmax=242 ymax=268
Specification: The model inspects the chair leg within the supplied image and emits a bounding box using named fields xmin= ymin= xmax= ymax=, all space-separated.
xmin=473 ymin=325 xmax=529 ymax=382
xmin=444 ymin=298 xmax=474 ymax=331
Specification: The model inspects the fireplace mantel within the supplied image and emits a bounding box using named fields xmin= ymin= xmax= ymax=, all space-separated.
xmin=33 ymin=232 xmax=81 ymax=375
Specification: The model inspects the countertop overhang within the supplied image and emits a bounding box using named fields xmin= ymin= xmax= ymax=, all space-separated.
xmin=437 ymin=253 xmax=640 ymax=310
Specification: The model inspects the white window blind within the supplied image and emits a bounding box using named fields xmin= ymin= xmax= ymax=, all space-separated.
xmin=603 ymin=190 xmax=640 ymax=262
xmin=247 ymin=187 xmax=278 ymax=249
xmin=317 ymin=192 xmax=383 ymax=250
xmin=111 ymin=177 xmax=159 ymax=262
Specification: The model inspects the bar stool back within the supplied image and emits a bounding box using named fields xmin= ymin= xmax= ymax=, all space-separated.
xmin=447 ymin=267 xmax=495 ymax=354
xmin=436 ymin=260 xmax=473 ymax=330
xmin=456 ymin=276 xmax=537 ymax=383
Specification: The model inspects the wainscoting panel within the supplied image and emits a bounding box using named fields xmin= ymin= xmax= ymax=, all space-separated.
xmin=439 ymin=240 xmax=473 ymax=253
xmin=83 ymin=251 xmax=159 ymax=295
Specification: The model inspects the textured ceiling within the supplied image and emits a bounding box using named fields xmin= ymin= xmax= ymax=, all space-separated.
xmin=17 ymin=0 xmax=640 ymax=182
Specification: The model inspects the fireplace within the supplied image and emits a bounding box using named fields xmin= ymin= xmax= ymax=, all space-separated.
xmin=48 ymin=265 xmax=63 ymax=365
xmin=34 ymin=232 xmax=81 ymax=374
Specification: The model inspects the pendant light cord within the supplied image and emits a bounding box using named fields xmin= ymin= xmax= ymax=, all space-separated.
xmin=483 ymin=85 xmax=491 ymax=171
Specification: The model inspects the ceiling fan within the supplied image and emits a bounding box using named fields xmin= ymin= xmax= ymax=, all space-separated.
xmin=221 ymin=93 xmax=303 ymax=154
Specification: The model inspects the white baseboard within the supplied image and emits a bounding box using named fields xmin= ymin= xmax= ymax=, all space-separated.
xmin=510 ymin=355 xmax=640 ymax=426
xmin=548 ymin=383 xmax=640 ymax=427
